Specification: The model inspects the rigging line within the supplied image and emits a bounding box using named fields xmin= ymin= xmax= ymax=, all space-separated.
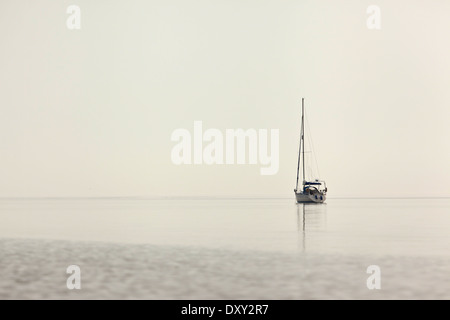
xmin=305 ymin=122 xmax=313 ymax=181
xmin=308 ymin=133 xmax=313 ymax=180
xmin=295 ymin=101 xmax=304 ymax=191
xmin=307 ymin=122 xmax=321 ymax=179
xmin=305 ymin=110 xmax=321 ymax=179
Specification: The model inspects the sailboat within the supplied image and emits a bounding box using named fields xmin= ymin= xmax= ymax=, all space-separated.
xmin=294 ymin=98 xmax=327 ymax=203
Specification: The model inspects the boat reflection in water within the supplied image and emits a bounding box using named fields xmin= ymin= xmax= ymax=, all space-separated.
xmin=297 ymin=203 xmax=327 ymax=252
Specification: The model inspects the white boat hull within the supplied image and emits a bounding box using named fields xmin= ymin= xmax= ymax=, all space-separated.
xmin=295 ymin=192 xmax=326 ymax=203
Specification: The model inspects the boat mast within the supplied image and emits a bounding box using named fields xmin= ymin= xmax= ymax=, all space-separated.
xmin=295 ymin=98 xmax=305 ymax=192
xmin=301 ymin=98 xmax=305 ymax=187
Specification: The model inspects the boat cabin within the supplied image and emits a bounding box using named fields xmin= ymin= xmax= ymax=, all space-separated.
xmin=303 ymin=180 xmax=327 ymax=194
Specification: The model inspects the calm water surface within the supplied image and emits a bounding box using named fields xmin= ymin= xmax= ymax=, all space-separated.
xmin=0 ymin=198 xmax=449 ymax=299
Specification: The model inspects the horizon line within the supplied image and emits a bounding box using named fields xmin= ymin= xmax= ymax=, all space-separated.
xmin=0 ymin=196 xmax=449 ymax=200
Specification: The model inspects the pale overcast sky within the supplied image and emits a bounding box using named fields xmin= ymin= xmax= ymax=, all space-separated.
xmin=0 ymin=0 xmax=449 ymax=198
